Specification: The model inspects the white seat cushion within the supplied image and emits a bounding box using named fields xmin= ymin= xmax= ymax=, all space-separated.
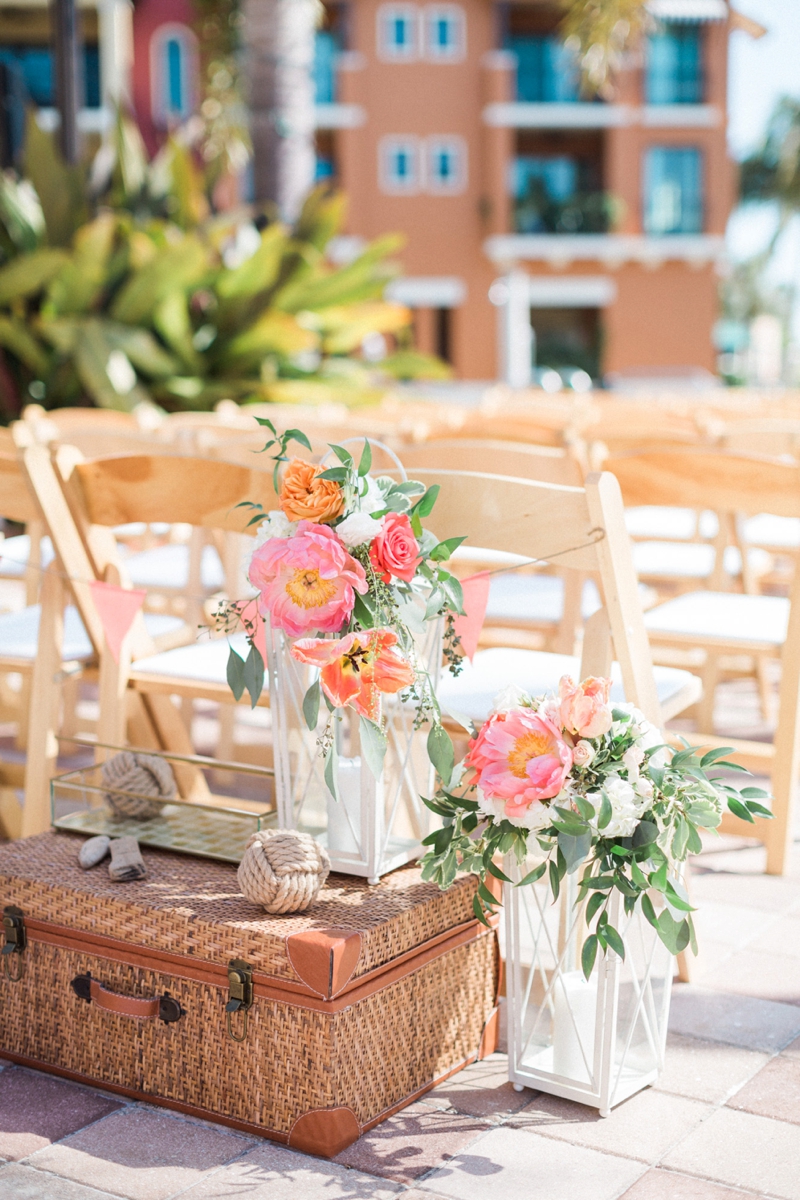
xmin=438 ymin=647 xmax=701 ymax=725
xmin=625 ymin=507 xmax=719 ymax=541
xmin=0 ymin=607 xmax=183 ymax=663
xmin=633 ymin=541 xmax=771 ymax=580
xmin=0 ymin=535 xmax=55 ymax=578
xmin=124 ymin=544 xmax=225 ymax=592
xmin=131 ymin=632 xmax=253 ymax=686
xmin=741 ymin=514 xmax=800 ymax=550
xmin=644 ymin=591 xmax=788 ymax=647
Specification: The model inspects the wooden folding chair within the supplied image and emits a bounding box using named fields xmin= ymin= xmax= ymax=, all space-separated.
xmin=607 ymin=448 xmax=800 ymax=875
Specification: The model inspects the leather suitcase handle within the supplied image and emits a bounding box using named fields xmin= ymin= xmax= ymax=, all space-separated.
xmin=71 ymin=973 xmax=184 ymax=1023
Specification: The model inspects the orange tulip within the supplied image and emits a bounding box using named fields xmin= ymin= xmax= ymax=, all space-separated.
xmin=291 ymin=629 xmax=415 ymax=721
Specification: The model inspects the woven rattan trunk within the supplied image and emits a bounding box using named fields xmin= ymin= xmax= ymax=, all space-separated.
xmin=0 ymin=833 xmax=499 ymax=1157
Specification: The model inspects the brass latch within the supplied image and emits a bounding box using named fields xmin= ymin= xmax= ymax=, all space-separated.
xmin=2 ymin=905 xmax=26 ymax=981
xmin=225 ymin=958 xmax=253 ymax=1043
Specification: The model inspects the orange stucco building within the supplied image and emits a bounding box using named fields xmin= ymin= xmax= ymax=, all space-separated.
xmin=314 ymin=0 xmax=735 ymax=384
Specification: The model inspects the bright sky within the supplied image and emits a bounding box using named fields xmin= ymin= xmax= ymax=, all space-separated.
xmin=726 ymin=0 xmax=800 ymax=289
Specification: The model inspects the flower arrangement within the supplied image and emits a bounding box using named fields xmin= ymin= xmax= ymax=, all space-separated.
xmin=217 ymin=420 xmax=465 ymax=787
xmin=421 ymin=676 xmax=772 ymax=976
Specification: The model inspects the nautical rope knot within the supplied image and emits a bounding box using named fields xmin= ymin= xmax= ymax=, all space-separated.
xmin=238 ymin=829 xmax=330 ymax=913
xmin=101 ymin=751 xmax=176 ymax=821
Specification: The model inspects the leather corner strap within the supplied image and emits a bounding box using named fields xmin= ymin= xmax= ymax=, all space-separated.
xmin=289 ymin=1106 xmax=361 ymax=1157
xmin=71 ymin=973 xmax=184 ymax=1024
xmin=285 ymin=927 xmax=363 ymax=999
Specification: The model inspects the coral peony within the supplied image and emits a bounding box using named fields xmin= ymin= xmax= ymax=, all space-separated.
xmin=249 ymin=521 xmax=366 ymax=637
xmin=467 ymin=708 xmax=572 ymax=818
xmin=558 ymin=675 xmax=613 ymax=739
xmin=369 ymin=512 xmax=421 ymax=583
xmin=279 ymin=458 xmax=344 ymax=524
xmin=291 ymin=628 xmax=415 ymax=721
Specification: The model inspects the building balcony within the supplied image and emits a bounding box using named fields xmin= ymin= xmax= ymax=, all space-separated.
xmin=514 ymin=192 xmax=613 ymax=236
xmin=314 ymin=103 xmax=366 ymax=129
xmin=484 ymin=233 xmax=726 ymax=269
xmin=483 ymin=103 xmax=721 ymax=129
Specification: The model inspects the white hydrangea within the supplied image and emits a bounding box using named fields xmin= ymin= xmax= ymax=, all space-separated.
xmin=336 ymin=511 xmax=385 ymax=549
xmin=253 ymin=510 xmax=296 ymax=549
xmin=477 ymin=787 xmax=552 ymax=831
xmin=590 ymin=775 xmax=649 ymax=838
xmin=492 ymin=683 xmax=531 ymax=714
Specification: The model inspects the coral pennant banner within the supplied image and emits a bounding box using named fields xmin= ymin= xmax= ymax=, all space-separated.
xmin=239 ymin=597 xmax=268 ymax=665
xmin=89 ymin=581 xmax=147 ymax=663
xmin=452 ymin=572 xmax=491 ymax=661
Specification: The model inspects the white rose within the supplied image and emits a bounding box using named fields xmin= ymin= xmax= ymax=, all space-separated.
xmin=253 ymin=511 xmax=296 ymax=548
xmin=635 ymin=777 xmax=654 ymax=801
xmin=359 ymin=475 xmax=387 ymax=515
xmin=476 ymin=787 xmax=552 ymax=831
xmin=622 ymin=744 xmax=644 ymax=782
xmin=336 ymin=511 xmax=384 ymax=549
xmin=492 ymin=683 xmax=531 ymax=714
xmin=573 ymin=740 xmax=595 ymax=768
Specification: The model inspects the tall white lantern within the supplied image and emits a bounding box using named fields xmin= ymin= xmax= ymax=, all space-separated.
xmin=505 ymin=865 xmax=674 ymax=1115
xmin=266 ymin=616 xmax=443 ymax=882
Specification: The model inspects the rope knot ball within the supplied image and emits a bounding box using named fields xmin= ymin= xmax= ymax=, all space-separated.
xmin=101 ymin=751 xmax=176 ymax=821
xmin=238 ymin=829 xmax=330 ymax=913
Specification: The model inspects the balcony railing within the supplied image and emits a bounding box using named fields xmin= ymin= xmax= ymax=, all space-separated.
xmin=513 ymin=189 xmax=613 ymax=235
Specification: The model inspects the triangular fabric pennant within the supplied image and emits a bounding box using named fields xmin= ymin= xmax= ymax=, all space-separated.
xmin=89 ymin=581 xmax=147 ymax=664
xmin=239 ymin=597 xmax=268 ymax=666
xmin=452 ymin=572 xmax=491 ymax=661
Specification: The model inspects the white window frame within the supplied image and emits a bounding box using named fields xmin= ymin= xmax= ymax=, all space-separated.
xmin=379 ymin=136 xmax=422 ymax=194
xmin=377 ymin=4 xmax=420 ymax=62
xmin=425 ymin=5 xmax=466 ymax=62
xmin=425 ymin=136 xmax=467 ymax=194
xmin=150 ymin=23 xmax=198 ymax=127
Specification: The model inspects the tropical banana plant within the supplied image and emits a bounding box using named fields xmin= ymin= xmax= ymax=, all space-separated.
xmin=0 ymin=117 xmax=447 ymax=417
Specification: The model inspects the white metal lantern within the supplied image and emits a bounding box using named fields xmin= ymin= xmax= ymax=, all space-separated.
xmin=266 ymin=616 xmax=443 ymax=882
xmin=505 ymin=865 xmax=674 ymax=1115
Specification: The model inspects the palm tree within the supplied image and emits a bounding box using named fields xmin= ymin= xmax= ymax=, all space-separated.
xmin=241 ymin=0 xmax=320 ymax=220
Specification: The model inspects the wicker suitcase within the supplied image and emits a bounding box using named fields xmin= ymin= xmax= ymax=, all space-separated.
xmin=0 ymin=832 xmax=499 ymax=1157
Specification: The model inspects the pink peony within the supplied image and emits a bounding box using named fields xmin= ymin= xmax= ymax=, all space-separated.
xmin=558 ymin=675 xmax=613 ymax=739
xmin=466 ymin=708 xmax=572 ymax=819
xmin=249 ymin=520 xmax=367 ymax=637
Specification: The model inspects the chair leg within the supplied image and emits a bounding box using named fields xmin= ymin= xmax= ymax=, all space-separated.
xmin=696 ymin=654 xmax=719 ymax=732
xmin=20 ymin=565 xmax=66 ymax=838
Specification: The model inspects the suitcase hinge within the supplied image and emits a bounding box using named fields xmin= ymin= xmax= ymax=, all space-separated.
xmin=225 ymin=958 xmax=253 ymax=1043
xmin=2 ymin=905 xmax=26 ymax=982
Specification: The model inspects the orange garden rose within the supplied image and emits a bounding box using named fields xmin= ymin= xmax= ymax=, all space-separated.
xmin=291 ymin=629 xmax=415 ymax=722
xmin=279 ymin=458 xmax=344 ymax=524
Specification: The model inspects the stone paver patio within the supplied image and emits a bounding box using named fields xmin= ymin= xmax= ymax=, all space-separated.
xmin=2 ymin=826 xmax=800 ymax=1200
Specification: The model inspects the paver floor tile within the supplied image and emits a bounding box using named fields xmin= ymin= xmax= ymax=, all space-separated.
xmin=655 ymin=1034 xmax=770 ymax=1104
xmin=727 ymin=1055 xmax=800 ymax=1124
xmin=506 ymin=1086 xmax=710 ymax=1164
xmin=177 ymin=1140 xmax=402 ymax=1199
xmin=662 ymin=1107 xmax=800 ymax=1199
xmin=781 ymin=1035 xmax=800 ymax=1060
xmin=426 ymin=1054 xmax=535 ymax=1120
xmin=619 ymin=1167 xmax=762 ymax=1199
xmin=689 ymin=868 xmax=800 ymax=913
xmin=333 ymin=1102 xmax=489 ymax=1185
xmin=699 ymin=949 xmax=800 ymax=1007
xmin=418 ymin=1125 xmax=645 ymax=1200
xmin=25 ymin=1106 xmax=255 ymax=1200
xmin=754 ymin=915 xmax=800 ymax=959
xmin=0 ymin=1162 xmax=120 ymax=1199
xmin=0 ymin=1067 xmax=124 ymax=1161
xmin=691 ymin=901 xmax=777 ymax=950
xmin=668 ymin=985 xmax=800 ymax=1051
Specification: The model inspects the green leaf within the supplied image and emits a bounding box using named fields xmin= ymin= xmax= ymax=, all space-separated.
xmin=740 ymin=787 xmax=770 ymax=799
xmin=665 ymin=880 xmax=696 ymax=912
xmin=632 ymin=820 xmax=659 ymax=847
xmin=641 ymin=893 xmax=659 ymax=930
xmin=549 ymin=858 xmax=561 ymax=903
xmin=746 ymin=800 xmax=774 ymax=819
xmin=478 ymin=880 xmax=499 ymax=908
xmin=302 ymin=679 xmax=320 ymax=731
xmin=328 ymin=442 xmax=354 ymax=467
xmin=358 ymin=438 xmax=372 ymax=476
xmin=429 ymin=535 xmax=466 ymax=562
xmin=598 ymin=791 xmax=612 ymax=830
xmin=324 ymin=739 xmax=340 ymax=803
xmin=352 ymin=591 xmax=377 ymax=629
xmin=243 ymin=644 xmax=265 ymax=708
xmin=111 ymin=236 xmax=208 ymax=324
xmin=360 ymin=717 xmax=387 ymax=779
xmin=603 ymin=923 xmax=626 ymax=960
xmin=700 ymin=746 xmax=737 ymax=767
xmin=518 ymin=861 xmax=547 ymax=886
xmin=558 ymin=831 xmax=592 ymax=875
xmin=316 ymin=466 xmax=349 ymax=482
xmin=472 ymin=892 xmax=491 ymax=926
xmin=586 ymin=890 xmax=606 ymax=924
xmin=285 ymin=428 xmax=313 ymax=452
xmin=414 ymin=485 xmax=440 ymax=518
xmin=487 ymin=860 xmax=513 ymax=884
xmin=581 ymin=934 xmax=598 ymax=980
xmin=226 ymin=647 xmax=246 ymax=701
xmin=656 ymin=909 xmax=691 ymax=955
xmin=427 ymin=722 xmax=455 ymax=784
xmin=0 ymin=247 xmax=68 ymax=306
xmin=727 ymin=796 xmax=755 ymax=824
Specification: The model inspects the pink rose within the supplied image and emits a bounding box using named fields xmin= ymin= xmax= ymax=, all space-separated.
xmin=466 ymin=708 xmax=572 ymax=818
xmin=249 ymin=521 xmax=367 ymax=637
xmin=558 ymin=675 xmax=613 ymax=740
xmin=369 ymin=513 xmax=421 ymax=583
